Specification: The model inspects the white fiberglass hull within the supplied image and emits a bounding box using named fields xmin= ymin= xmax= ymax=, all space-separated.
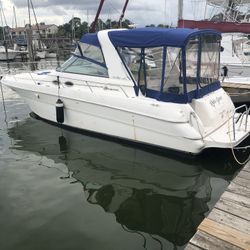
xmin=221 ymin=80 xmax=250 ymax=104
xmin=36 ymin=51 xmax=46 ymax=59
xmin=2 ymin=71 xmax=250 ymax=155
xmin=0 ymin=51 xmax=18 ymax=61
xmin=12 ymin=87 xmax=205 ymax=154
xmin=45 ymin=52 xmax=57 ymax=58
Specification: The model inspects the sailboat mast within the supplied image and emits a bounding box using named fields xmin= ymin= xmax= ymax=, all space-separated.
xmin=26 ymin=0 xmax=35 ymax=62
xmin=119 ymin=0 xmax=129 ymax=27
xmin=0 ymin=6 xmax=6 ymax=41
xmin=13 ymin=6 xmax=17 ymax=28
xmin=90 ymin=0 xmax=105 ymax=33
xmin=178 ymin=0 xmax=183 ymax=22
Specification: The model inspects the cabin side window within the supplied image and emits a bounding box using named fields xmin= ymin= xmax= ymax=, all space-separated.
xmin=118 ymin=47 xmax=163 ymax=94
xmin=58 ymin=43 xmax=108 ymax=77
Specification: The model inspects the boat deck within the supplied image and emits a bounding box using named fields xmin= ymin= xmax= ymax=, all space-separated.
xmin=185 ymin=162 xmax=250 ymax=250
xmin=221 ymin=81 xmax=250 ymax=90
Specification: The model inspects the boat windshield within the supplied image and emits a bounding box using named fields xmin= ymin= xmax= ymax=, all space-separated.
xmin=57 ymin=43 xmax=108 ymax=77
xmin=118 ymin=33 xmax=221 ymax=103
xmin=119 ymin=47 xmax=184 ymax=96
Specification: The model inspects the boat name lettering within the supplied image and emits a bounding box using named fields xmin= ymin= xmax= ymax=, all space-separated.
xmin=90 ymin=85 xmax=118 ymax=91
xmin=209 ymin=96 xmax=223 ymax=107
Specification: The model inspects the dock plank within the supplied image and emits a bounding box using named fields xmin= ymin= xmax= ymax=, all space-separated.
xmin=188 ymin=229 xmax=242 ymax=250
xmin=184 ymin=243 xmax=203 ymax=250
xmin=208 ymin=208 xmax=250 ymax=234
xmin=215 ymin=197 xmax=250 ymax=221
xmin=198 ymin=218 xmax=250 ymax=250
xmin=227 ymin=181 xmax=250 ymax=198
xmin=221 ymin=191 xmax=250 ymax=209
xmin=232 ymin=176 xmax=250 ymax=189
xmin=237 ymin=170 xmax=250 ymax=181
xmin=243 ymin=163 xmax=250 ymax=172
xmin=186 ymin=162 xmax=250 ymax=250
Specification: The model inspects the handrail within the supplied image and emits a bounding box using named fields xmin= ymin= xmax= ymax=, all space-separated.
xmin=233 ymin=104 xmax=250 ymax=140
xmin=0 ymin=61 xmax=63 ymax=76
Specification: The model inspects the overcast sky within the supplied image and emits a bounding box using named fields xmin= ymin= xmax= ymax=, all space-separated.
xmin=1 ymin=0 xmax=211 ymax=28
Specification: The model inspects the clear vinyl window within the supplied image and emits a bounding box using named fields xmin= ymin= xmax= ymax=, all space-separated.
xmin=200 ymin=34 xmax=220 ymax=86
xmin=118 ymin=47 xmax=163 ymax=94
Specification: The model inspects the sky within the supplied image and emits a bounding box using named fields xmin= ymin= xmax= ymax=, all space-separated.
xmin=0 ymin=0 xmax=212 ymax=28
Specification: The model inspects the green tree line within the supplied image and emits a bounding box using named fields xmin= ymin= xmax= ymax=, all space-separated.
xmin=57 ymin=17 xmax=133 ymax=39
xmin=57 ymin=17 xmax=170 ymax=39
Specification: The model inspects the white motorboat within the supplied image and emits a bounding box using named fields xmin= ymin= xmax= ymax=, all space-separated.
xmin=0 ymin=46 xmax=18 ymax=61
xmin=2 ymin=28 xmax=250 ymax=154
xmin=219 ymin=34 xmax=250 ymax=104
xmin=45 ymin=51 xmax=57 ymax=58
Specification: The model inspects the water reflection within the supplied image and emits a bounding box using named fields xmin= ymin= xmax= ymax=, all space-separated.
xmin=7 ymin=115 xmax=242 ymax=248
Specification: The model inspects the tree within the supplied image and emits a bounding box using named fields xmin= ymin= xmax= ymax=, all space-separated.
xmin=75 ymin=21 xmax=89 ymax=38
xmin=69 ymin=17 xmax=81 ymax=28
xmin=157 ymin=24 xmax=169 ymax=28
xmin=146 ymin=24 xmax=155 ymax=27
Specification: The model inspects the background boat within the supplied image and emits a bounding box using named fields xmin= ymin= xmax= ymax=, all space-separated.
xmin=0 ymin=46 xmax=18 ymax=61
xmin=178 ymin=0 xmax=250 ymax=105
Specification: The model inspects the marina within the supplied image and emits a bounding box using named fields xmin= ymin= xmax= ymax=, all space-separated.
xmin=2 ymin=28 xmax=250 ymax=154
xmin=0 ymin=80 xmax=249 ymax=250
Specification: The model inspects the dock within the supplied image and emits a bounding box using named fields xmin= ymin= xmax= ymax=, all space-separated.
xmin=185 ymin=162 xmax=250 ymax=250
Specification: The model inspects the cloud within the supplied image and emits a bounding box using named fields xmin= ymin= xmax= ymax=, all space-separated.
xmin=5 ymin=0 xmax=196 ymax=28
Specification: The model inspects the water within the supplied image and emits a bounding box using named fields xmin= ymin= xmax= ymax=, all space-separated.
xmin=0 ymin=63 xmax=248 ymax=250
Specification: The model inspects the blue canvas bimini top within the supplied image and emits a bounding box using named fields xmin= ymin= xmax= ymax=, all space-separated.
xmin=80 ymin=33 xmax=100 ymax=47
xmin=80 ymin=28 xmax=221 ymax=48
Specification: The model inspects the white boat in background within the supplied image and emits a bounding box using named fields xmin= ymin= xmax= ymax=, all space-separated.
xmin=220 ymin=33 xmax=250 ymax=75
xmin=2 ymin=28 xmax=250 ymax=154
xmin=0 ymin=46 xmax=18 ymax=61
xmin=36 ymin=50 xmax=46 ymax=59
xmin=45 ymin=51 xmax=57 ymax=58
xmin=219 ymin=33 xmax=250 ymax=104
xmin=178 ymin=0 xmax=250 ymax=104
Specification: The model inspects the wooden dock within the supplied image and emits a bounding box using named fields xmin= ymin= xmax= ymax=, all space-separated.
xmin=185 ymin=162 xmax=250 ymax=250
xmin=221 ymin=82 xmax=250 ymax=90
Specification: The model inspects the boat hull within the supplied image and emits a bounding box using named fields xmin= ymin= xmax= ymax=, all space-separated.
xmin=2 ymin=70 xmax=250 ymax=155
xmin=9 ymin=87 xmax=205 ymax=154
xmin=0 ymin=51 xmax=18 ymax=61
xmin=221 ymin=80 xmax=250 ymax=105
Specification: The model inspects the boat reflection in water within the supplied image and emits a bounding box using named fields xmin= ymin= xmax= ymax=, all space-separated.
xmin=8 ymin=115 xmax=247 ymax=249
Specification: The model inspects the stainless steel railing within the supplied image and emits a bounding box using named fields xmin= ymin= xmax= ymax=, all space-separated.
xmin=233 ymin=104 xmax=250 ymax=140
xmin=0 ymin=60 xmax=63 ymax=76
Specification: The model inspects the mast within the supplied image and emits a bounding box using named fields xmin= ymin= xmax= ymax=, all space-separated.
xmin=71 ymin=15 xmax=75 ymax=42
xmin=13 ymin=6 xmax=17 ymax=28
xmin=0 ymin=1 xmax=9 ymax=62
xmin=119 ymin=0 xmax=129 ymax=28
xmin=26 ymin=0 xmax=35 ymax=62
xmin=29 ymin=0 xmax=44 ymax=50
xmin=178 ymin=0 xmax=183 ymax=22
xmin=89 ymin=0 xmax=105 ymax=33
